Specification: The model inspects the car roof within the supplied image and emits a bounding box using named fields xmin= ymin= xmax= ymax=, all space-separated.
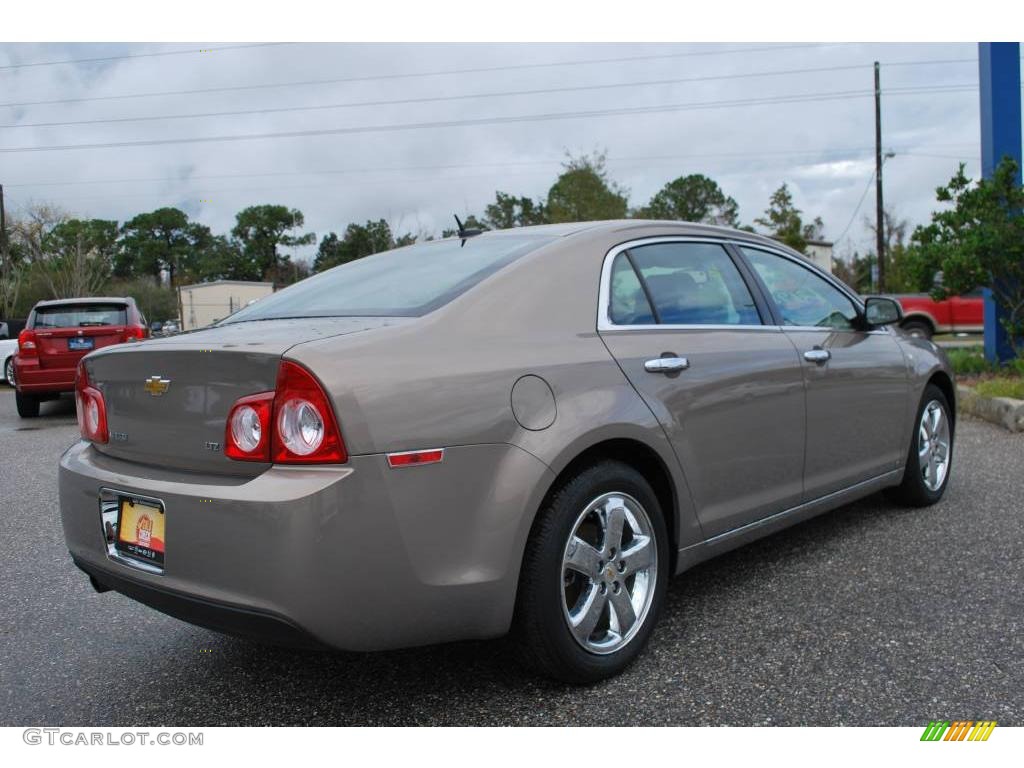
xmin=465 ymin=220 xmax=799 ymax=253
xmin=33 ymin=297 xmax=133 ymax=308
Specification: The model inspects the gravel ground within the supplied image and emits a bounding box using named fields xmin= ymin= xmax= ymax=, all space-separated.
xmin=0 ymin=386 xmax=1020 ymax=726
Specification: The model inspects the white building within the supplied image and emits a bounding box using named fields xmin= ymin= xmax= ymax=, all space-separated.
xmin=177 ymin=280 xmax=275 ymax=331
xmin=804 ymin=239 xmax=835 ymax=275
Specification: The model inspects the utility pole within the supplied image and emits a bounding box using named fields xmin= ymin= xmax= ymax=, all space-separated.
xmin=874 ymin=61 xmax=886 ymax=293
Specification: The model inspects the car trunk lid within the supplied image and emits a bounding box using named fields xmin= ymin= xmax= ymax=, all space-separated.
xmin=85 ymin=317 xmax=404 ymax=475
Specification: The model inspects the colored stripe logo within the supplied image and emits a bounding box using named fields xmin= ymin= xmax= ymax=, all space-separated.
xmin=921 ymin=721 xmax=997 ymax=741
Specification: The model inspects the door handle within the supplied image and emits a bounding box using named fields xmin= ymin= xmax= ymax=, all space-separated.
xmin=644 ymin=356 xmax=690 ymax=374
xmin=803 ymin=348 xmax=831 ymax=364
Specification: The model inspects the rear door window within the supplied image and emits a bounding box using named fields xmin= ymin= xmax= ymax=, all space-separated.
xmin=611 ymin=242 xmax=761 ymax=326
xmin=32 ymin=303 xmax=128 ymax=329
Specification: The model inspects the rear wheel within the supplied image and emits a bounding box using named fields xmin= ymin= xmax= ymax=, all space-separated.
xmin=15 ymin=390 xmax=40 ymax=418
xmin=512 ymin=460 xmax=668 ymax=683
xmin=3 ymin=357 xmax=13 ymax=387
xmin=901 ymin=319 xmax=933 ymax=340
xmin=891 ymin=384 xmax=953 ymax=506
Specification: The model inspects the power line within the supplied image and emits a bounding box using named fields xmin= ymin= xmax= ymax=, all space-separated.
xmin=0 ymin=43 xmax=292 ymax=72
xmin=0 ymin=78 xmax=986 ymax=132
xmin=0 ymin=85 xmax=980 ymax=155
xmin=0 ymin=63 xmax=881 ymax=131
xmin=0 ymin=43 xmax=834 ymax=109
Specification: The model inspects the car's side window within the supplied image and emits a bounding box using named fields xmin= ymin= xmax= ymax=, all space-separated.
xmin=612 ymin=242 xmax=760 ymax=326
xmin=740 ymin=247 xmax=860 ymax=330
xmin=609 ymin=253 xmax=656 ymax=324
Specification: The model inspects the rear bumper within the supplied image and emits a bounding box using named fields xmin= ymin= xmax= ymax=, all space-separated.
xmin=59 ymin=440 xmax=553 ymax=651
xmin=14 ymin=358 xmax=75 ymax=393
xmin=73 ymin=556 xmax=325 ymax=648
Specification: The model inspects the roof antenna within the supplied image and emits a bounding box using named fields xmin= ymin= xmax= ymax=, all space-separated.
xmin=454 ymin=214 xmax=482 ymax=246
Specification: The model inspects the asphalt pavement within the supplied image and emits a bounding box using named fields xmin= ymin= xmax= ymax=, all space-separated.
xmin=0 ymin=386 xmax=1021 ymax=726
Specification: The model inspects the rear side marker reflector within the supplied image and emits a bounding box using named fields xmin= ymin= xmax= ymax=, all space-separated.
xmin=387 ymin=449 xmax=445 ymax=468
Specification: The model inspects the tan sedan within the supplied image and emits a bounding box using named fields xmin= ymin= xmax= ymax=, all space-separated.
xmin=59 ymin=221 xmax=955 ymax=682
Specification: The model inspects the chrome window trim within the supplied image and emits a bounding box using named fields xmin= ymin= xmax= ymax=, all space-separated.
xmin=596 ymin=236 xmax=890 ymax=335
xmin=596 ymin=236 xmax=777 ymax=333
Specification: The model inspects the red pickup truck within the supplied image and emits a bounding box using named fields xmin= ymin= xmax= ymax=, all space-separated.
xmin=891 ymin=289 xmax=984 ymax=340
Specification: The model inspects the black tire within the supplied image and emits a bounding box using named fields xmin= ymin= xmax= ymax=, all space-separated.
xmin=15 ymin=390 xmax=40 ymax=418
xmin=890 ymin=384 xmax=953 ymax=507
xmin=3 ymin=357 xmax=13 ymax=387
xmin=511 ymin=459 xmax=669 ymax=684
xmin=900 ymin=319 xmax=933 ymax=340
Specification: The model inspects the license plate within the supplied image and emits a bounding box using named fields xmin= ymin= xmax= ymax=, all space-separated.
xmin=115 ymin=496 xmax=165 ymax=567
xmin=68 ymin=337 xmax=94 ymax=351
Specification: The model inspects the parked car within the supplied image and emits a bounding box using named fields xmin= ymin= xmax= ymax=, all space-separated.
xmin=892 ymin=289 xmax=984 ymax=339
xmin=59 ymin=222 xmax=955 ymax=682
xmin=14 ymin=297 xmax=148 ymax=417
xmin=1 ymin=336 xmax=18 ymax=385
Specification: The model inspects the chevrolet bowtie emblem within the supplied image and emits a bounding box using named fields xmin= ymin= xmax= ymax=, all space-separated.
xmin=144 ymin=376 xmax=170 ymax=396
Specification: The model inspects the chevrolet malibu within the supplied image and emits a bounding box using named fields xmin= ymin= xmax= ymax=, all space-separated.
xmin=59 ymin=221 xmax=955 ymax=682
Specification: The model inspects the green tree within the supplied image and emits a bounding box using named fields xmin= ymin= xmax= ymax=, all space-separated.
xmin=755 ymin=183 xmax=823 ymax=254
xmin=484 ymin=191 xmax=547 ymax=229
xmin=546 ymin=152 xmax=628 ymax=223
xmin=231 ymin=205 xmax=314 ymax=283
xmin=118 ymin=207 xmax=211 ymax=287
xmin=36 ymin=218 xmax=118 ymax=298
xmin=862 ymin=209 xmax=920 ymax=293
xmin=191 ymin=235 xmax=254 ymax=282
xmin=906 ymin=158 xmax=1024 ymax=353
xmin=313 ymin=220 xmax=396 ymax=273
xmin=4 ymin=204 xmax=68 ymax=316
xmin=636 ymin=174 xmax=740 ymax=227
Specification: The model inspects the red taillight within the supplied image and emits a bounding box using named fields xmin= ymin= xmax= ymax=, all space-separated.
xmin=75 ymin=361 xmax=108 ymax=444
xmin=224 ymin=361 xmax=347 ymax=464
xmin=18 ymin=329 xmax=38 ymax=358
xmin=272 ymin=361 xmax=347 ymax=464
xmin=224 ymin=391 xmax=273 ymax=461
xmin=123 ymin=325 xmax=148 ymax=342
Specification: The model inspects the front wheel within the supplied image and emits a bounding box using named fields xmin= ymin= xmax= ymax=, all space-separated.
xmin=512 ymin=460 xmax=668 ymax=683
xmin=891 ymin=384 xmax=953 ymax=506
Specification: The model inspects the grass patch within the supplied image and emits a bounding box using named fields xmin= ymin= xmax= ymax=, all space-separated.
xmin=946 ymin=347 xmax=995 ymax=376
xmin=975 ymin=378 xmax=1024 ymax=400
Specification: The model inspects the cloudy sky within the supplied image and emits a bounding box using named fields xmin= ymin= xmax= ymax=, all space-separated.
xmin=0 ymin=42 xmax=992 ymax=263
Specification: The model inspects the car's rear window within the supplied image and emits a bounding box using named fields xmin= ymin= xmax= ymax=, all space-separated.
xmin=32 ymin=303 xmax=128 ymax=329
xmin=222 ymin=235 xmax=555 ymax=322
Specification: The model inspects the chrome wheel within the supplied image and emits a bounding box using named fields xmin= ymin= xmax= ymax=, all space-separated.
xmin=918 ymin=399 xmax=951 ymax=492
xmin=4 ymin=357 xmax=13 ymax=387
xmin=561 ymin=492 xmax=657 ymax=655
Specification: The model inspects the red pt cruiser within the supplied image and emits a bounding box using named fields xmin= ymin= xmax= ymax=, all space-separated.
xmin=14 ymin=297 xmax=148 ymax=417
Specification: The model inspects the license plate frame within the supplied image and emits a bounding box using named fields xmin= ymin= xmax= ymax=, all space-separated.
xmin=113 ymin=494 xmax=166 ymax=568
xmin=68 ymin=336 xmax=94 ymax=351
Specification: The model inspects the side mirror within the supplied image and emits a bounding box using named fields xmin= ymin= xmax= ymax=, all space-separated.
xmin=864 ymin=296 xmax=902 ymax=326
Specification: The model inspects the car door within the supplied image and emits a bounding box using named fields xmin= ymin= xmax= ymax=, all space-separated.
xmin=736 ymin=246 xmax=910 ymax=500
xmin=598 ymin=238 xmax=807 ymax=539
